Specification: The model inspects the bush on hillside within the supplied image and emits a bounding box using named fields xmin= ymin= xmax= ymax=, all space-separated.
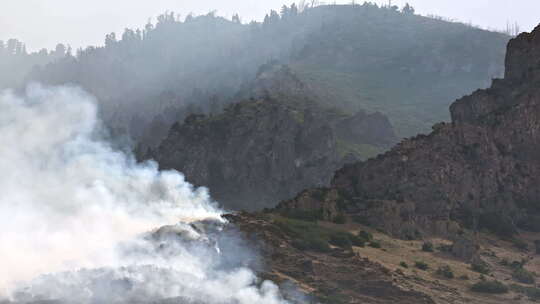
xmin=292 ymin=238 xmax=331 ymax=252
xmin=369 ymin=240 xmax=382 ymax=248
xmin=512 ymin=268 xmax=536 ymax=284
xmin=471 ymin=280 xmax=508 ymax=294
xmin=415 ymin=261 xmax=429 ymax=270
xmin=329 ymin=232 xmax=353 ymax=249
xmin=358 ymin=230 xmax=373 ymax=242
xmin=436 ymin=265 xmax=454 ymax=279
xmin=471 ymin=260 xmax=490 ymax=274
xmin=422 ymin=241 xmax=434 ymax=252
xmin=332 ymin=213 xmax=347 ymax=224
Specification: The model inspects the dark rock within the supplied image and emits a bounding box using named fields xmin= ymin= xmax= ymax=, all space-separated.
xmin=151 ymin=67 xmax=397 ymax=211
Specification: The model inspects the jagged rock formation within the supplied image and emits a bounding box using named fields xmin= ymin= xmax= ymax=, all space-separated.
xmin=278 ymin=25 xmax=540 ymax=240
xmin=149 ymin=66 xmax=397 ymax=211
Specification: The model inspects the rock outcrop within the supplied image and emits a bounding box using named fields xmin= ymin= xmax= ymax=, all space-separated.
xmin=150 ymin=66 xmax=397 ymax=211
xmin=278 ymin=25 xmax=540 ymax=239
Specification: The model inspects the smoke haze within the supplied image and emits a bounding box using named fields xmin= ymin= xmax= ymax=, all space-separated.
xmin=0 ymin=85 xmax=287 ymax=303
xmin=1 ymin=0 xmax=538 ymax=51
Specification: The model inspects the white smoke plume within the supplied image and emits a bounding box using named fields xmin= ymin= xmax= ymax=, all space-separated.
xmin=0 ymin=85 xmax=288 ymax=303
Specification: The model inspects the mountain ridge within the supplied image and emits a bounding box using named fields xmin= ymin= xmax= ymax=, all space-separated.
xmin=230 ymin=24 xmax=540 ymax=304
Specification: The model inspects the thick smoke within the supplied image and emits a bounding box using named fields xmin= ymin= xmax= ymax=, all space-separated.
xmin=0 ymin=85 xmax=287 ymax=303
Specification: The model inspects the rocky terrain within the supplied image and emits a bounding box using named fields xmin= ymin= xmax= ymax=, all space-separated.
xmin=231 ymin=25 xmax=540 ymax=303
xmin=279 ymin=24 xmax=540 ymax=240
xmin=149 ymin=65 xmax=397 ymax=211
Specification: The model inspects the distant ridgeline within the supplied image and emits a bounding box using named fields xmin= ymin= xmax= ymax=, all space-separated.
xmin=18 ymin=2 xmax=509 ymax=148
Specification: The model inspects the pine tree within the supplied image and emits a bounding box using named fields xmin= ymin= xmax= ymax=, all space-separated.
xmin=402 ymin=3 xmax=415 ymax=15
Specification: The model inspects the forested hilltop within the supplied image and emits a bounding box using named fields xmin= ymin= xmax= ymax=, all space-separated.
xmin=0 ymin=39 xmax=67 ymax=90
xmin=15 ymin=2 xmax=509 ymax=146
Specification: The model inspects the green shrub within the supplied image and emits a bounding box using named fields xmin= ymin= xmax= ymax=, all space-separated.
xmin=400 ymin=261 xmax=409 ymax=268
xmin=275 ymin=217 xmax=369 ymax=253
xmin=422 ymin=241 xmax=434 ymax=252
xmin=415 ymin=261 xmax=429 ymax=270
xmin=513 ymin=268 xmax=536 ymax=284
xmin=471 ymin=260 xmax=490 ymax=274
xmin=471 ymin=280 xmax=508 ymax=294
xmin=369 ymin=240 xmax=382 ymax=248
xmin=437 ymin=244 xmax=453 ymax=252
xmin=357 ymin=230 xmax=373 ymax=242
xmin=436 ymin=265 xmax=454 ymax=279
xmin=332 ymin=213 xmax=347 ymax=224
xmin=329 ymin=232 xmax=353 ymax=249
xmin=275 ymin=218 xmax=332 ymax=252
xmin=349 ymin=235 xmax=366 ymax=247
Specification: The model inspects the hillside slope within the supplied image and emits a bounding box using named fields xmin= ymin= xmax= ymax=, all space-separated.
xmin=236 ymin=24 xmax=540 ymax=304
xmin=150 ymin=66 xmax=396 ymax=211
xmin=290 ymin=5 xmax=508 ymax=136
xmin=279 ymin=24 xmax=540 ymax=240
xmin=27 ymin=4 xmax=509 ymax=143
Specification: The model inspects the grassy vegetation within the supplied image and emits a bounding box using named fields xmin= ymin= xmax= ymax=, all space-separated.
xmin=274 ymin=217 xmax=366 ymax=252
xmin=317 ymin=293 xmax=349 ymax=304
xmin=511 ymin=284 xmax=540 ymax=300
xmin=471 ymin=280 xmax=508 ymax=294
xmin=422 ymin=241 xmax=434 ymax=252
xmin=415 ymin=261 xmax=429 ymax=271
xmin=281 ymin=209 xmax=323 ymax=222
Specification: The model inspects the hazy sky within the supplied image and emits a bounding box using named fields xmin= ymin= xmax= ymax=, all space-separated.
xmin=1 ymin=0 xmax=539 ymax=51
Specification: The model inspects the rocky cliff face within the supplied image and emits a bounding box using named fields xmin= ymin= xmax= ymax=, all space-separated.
xmin=279 ymin=25 xmax=540 ymax=240
xmin=150 ymin=66 xmax=397 ymax=211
